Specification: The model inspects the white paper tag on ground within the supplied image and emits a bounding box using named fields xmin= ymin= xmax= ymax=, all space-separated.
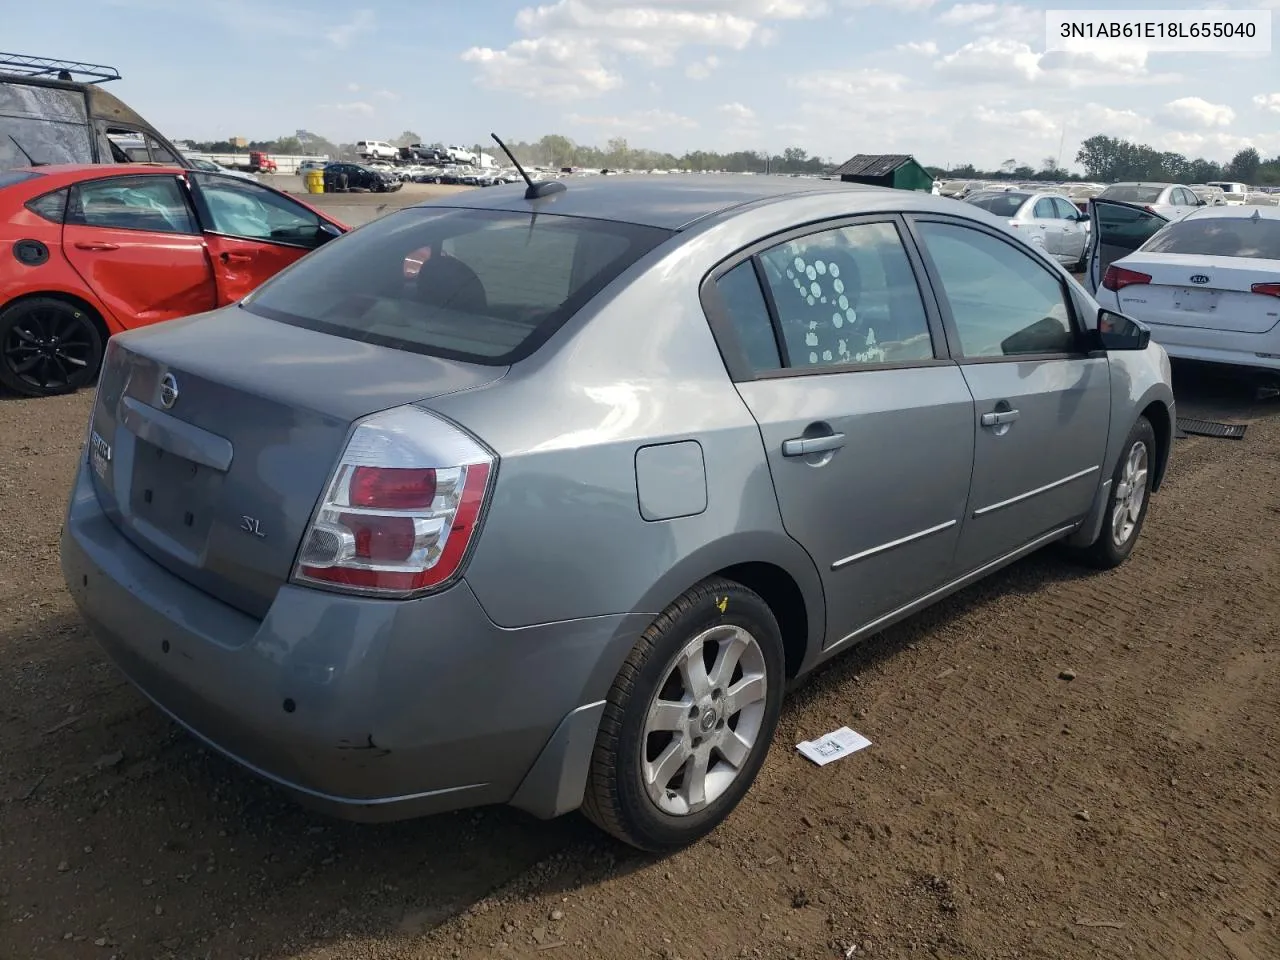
xmin=796 ymin=726 xmax=872 ymax=766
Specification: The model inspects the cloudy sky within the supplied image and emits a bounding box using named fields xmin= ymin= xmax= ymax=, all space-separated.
xmin=10 ymin=0 xmax=1280 ymax=170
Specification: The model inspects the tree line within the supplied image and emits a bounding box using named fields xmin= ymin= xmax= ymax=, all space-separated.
xmin=182 ymin=129 xmax=1280 ymax=185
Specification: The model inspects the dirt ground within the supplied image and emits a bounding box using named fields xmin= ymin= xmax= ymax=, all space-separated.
xmin=1 ymin=362 xmax=1277 ymax=960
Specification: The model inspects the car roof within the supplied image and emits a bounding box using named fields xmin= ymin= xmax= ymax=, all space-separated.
xmin=1186 ymin=204 xmax=1280 ymax=222
xmin=4 ymin=163 xmax=187 ymax=186
xmin=414 ymin=173 xmax=905 ymax=230
xmin=1104 ymin=181 xmax=1175 ymax=188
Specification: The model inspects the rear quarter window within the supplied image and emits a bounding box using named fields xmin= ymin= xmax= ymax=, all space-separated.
xmin=242 ymin=207 xmax=672 ymax=364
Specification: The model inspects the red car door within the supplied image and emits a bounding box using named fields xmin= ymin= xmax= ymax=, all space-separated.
xmin=186 ymin=172 xmax=344 ymax=305
xmin=63 ymin=173 xmax=218 ymax=329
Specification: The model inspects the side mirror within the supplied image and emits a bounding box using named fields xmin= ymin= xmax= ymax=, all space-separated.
xmin=1095 ymin=309 xmax=1150 ymax=351
xmin=315 ymin=222 xmax=343 ymax=246
xmin=1076 ymin=212 xmax=1090 ymax=222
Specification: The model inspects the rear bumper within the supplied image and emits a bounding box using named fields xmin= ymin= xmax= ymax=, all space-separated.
xmin=1145 ymin=322 xmax=1280 ymax=372
xmin=60 ymin=460 xmax=647 ymax=821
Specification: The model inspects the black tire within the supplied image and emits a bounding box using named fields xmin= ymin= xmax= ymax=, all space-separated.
xmin=582 ymin=577 xmax=785 ymax=852
xmin=1078 ymin=415 xmax=1157 ymax=569
xmin=0 ymin=297 xmax=104 ymax=398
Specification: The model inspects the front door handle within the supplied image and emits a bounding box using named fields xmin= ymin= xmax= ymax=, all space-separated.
xmin=220 ymin=251 xmax=254 ymax=264
xmin=980 ymin=409 xmax=1021 ymax=427
xmin=782 ymin=432 xmax=846 ymax=457
xmin=74 ymin=241 xmax=119 ymax=251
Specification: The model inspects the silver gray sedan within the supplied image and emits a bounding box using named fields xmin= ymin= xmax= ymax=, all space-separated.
xmin=965 ymin=189 xmax=1091 ymax=268
xmin=61 ymin=175 xmax=1175 ymax=852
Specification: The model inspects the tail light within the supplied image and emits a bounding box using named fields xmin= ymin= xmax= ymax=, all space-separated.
xmin=1251 ymin=282 xmax=1280 ymax=298
xmin=294 ymin=405 xmax=494 ymax=597
xmin=1102 ymin=265 xmax=1152 ymax=292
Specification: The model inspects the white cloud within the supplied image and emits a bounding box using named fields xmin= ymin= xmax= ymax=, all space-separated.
xmin=789 ymin=68 xmax=909 ymax=96
xmin=935 ymin=37 xmax=1041 ymax=82
xmin=373 ymin=89 xmax=398 ymax=101
xmin=937 ymin=2 xmax=996 ymax=25
xmin=566 ymin=108 xmax=697 ymax=132
xmin=324 ymin=9 xmax=375 ymax=48
xmin=719 ymin=102 xmax=758 ymax=123
xmin=347 ymin=82 xmax=361 ymax=92
xmin=935 ymin=37 xmax=1168 ymax=88
xmin=686 ymin=54 xmax=721 ymax=80
xmin=842 ymin=0 xmax=937 ymax=8
xmin=321 ymin=101 xmax=375 ymax=116
xmin=895 ymin=40 xmax=938 ymax=55
xmin=462 ymin=36 xmax=622 ymax=99
xmin=1157 ymin=97 xmax=1235 ymax=129
xmin=467 ymin=0 xmax=827 ymax=95
xmin=1254 ymin=93 xmax=1280 ymax=116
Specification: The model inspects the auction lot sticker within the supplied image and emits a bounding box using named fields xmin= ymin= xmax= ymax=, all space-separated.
xmin=1046 ymin=9 xmax=1272 ymax=53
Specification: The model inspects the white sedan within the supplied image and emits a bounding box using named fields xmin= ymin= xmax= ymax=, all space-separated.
xmin=1086 ymin=202 xmax=1280 ymax=372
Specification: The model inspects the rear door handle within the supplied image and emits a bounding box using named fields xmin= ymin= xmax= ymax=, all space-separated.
xmin=782 ymin=432 xmax=846 ymax=457
xmin=74 ymin=241 xmax=119 ymax=251
xmin=220 ymin=251 xmax=254 ymax=264
xmin=980 ymin=409 xmax=1021 ymax=427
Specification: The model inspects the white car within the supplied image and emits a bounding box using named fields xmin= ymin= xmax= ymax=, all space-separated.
xmin=1205 ymin=181 xmax=1250 ymax=206
xmin=965 ymin=189 xmax=1090 ymax=268
xmin=1086 ymin=202 xmax=1280 ymax=372
xmin=355 ymin=139 xmax=397 ymax=160
xmin=1094 ymin=182 xmax=1204 ymax=221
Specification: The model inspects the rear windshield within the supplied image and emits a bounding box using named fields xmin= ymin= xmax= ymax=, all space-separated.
xmin=1098 ymin=184 xmax=1165 ymax=203
xmin=1142 ymin=216 xmax=1280 ymax=259
xmin=242 ymin=206 xmax=672 ymax=364
xmin=967 ymin=192 xmax=1029 ymax=217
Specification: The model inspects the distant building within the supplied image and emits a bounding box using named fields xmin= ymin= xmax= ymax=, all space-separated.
xmin=229 ymin=136 xmax=247 ymax=148
xmin=831 ymin=154 xmax=933 ymax=192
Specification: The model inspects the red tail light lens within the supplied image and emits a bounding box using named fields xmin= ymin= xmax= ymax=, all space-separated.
xmin=1102 ymin=266 xmax=1152 ymax=292
xmin=1251 ymin=283 xmax=1280 ymax=298
xmin=350 ymin=466 xmax=437 ymax=509
xmin=295 ymin=407 xmax=495 ymax=597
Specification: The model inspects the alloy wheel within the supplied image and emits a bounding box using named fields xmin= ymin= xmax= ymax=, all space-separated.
xmin=1111 ymin=440 xmax=1149 ymax=546
xmin=2 ymin=304 xmax=96 ymax=394
xmin=641 ymin=624 xmax=768 ymax=816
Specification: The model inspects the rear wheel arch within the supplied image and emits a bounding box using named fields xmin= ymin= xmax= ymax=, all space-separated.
xmin=1 ymin=289 xmax=113 ymax=343
xmin=632 ymin=536 xmax=825 ymax=681
xmin=713 ymin=561 xmax=808 ymax=679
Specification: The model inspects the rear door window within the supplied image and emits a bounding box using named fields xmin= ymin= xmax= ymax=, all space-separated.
xmin=1033 ymin=198 xmax=1056 ymax=219
xmin=68 ymin=175 xmax=199 ymax=234
xmin=242 ymin=207 xmax=672 ymax=364
xmin=754 ymin=220 xmax=936 ymax=368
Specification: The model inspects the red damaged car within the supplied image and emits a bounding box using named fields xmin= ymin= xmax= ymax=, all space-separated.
xmin=0 ymin=165 xmax=347 ymax=397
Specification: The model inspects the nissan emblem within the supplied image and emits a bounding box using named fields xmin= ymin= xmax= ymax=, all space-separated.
xmin=159 ymin=373 xmax=179 ymax=409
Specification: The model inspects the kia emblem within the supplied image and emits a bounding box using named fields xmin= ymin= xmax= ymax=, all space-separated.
xmin=1189 ymin=274 xmax=1210 ymax=285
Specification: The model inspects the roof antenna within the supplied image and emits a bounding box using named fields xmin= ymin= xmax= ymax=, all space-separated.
xmin=491 ymin=132 xmax=566 ymax=201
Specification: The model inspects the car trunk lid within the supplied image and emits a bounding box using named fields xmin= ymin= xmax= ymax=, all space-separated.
xmin=1109 ymin=253 xmax=1280 ymax=334
xmin=87 ymin=306 xmax=507 ymax=620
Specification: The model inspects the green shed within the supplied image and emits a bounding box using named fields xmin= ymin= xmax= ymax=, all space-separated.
xmin=832 ymin=154 xmax=934 ymax=192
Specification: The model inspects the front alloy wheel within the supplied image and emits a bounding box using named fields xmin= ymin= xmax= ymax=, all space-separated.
xmin=1079 ymin=414 xmax=1156 ymax=569
xmin=582 ymin=578 xmax=785 ymax=852
xmin=1111 ymin=439 xmax=1149 ymax=548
